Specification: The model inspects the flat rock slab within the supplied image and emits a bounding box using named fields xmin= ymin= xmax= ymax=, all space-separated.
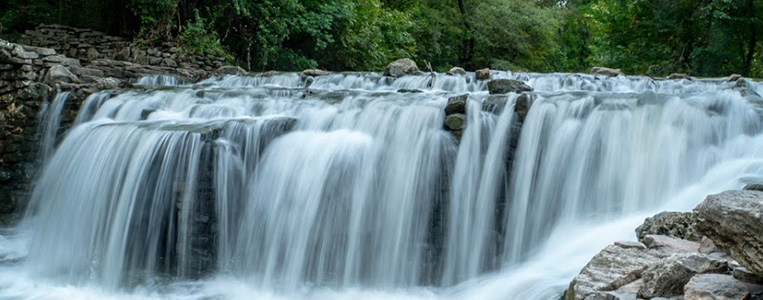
xmin=684 ymin=274 xmax=763 ymax=300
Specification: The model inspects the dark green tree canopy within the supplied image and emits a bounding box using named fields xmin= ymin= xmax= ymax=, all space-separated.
xmin=1 ymin=0 xmax=761 ymax=77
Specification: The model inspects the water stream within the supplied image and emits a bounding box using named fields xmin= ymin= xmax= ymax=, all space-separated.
xmin=2 ymin=72 xmax=762 ymax=299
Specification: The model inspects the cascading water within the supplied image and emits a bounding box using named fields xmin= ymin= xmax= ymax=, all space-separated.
xmin=1 ymin=72 xmax=763 ymax=300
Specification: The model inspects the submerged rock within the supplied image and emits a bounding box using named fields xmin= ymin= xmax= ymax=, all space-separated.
xmin=444 ymin=113 xmax=466 ymax=131
xmin=384 ymin=58 xmax=421 ymax=77
xmin=591 ymin=67 xmax=623 ymax=77
xmin=694 ymin=190 xmax=763 ymax=277
xmin=487 ymin=79 xmax=532 ymax=94
xmin=445 ymin=94 xmax=467 ymax=115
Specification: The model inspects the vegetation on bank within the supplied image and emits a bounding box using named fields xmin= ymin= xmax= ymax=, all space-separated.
xmin=1 ymin=0 xmax=761 ymax=77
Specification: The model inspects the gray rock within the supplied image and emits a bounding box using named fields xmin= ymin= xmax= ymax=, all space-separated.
xmin=482 ymin=95 xmax=508 ymax=113
xmin=565 ymin=244 xmax=662 ymax=300
xmin=301 ymin=69 xmax=331 ymax=77
xmin=397 ymin=89 xmax=423 ymax=93
xmin=87 ymin=48 xmax=99 ymax=62
xmin=447 ymin=67 xmax=466 ymax=75
xmin=475 ymin=68 xmax=491 ymax=80
xmin=487 ymin=79 xmax=533 ymax=94
xmin=591 ymin=67 xmax=624 ymax=77
xmin=216 ymin=66 xmax=247 ymax=76
xmin=731 ymin=79 xmax=761 ymax=97
xmin=636 ymin=211 xmax=702 ymax=243
xmin=384 ymin=58 xmax=420 ymax=77
xmin=45 ymin=64 xmax=80 ymax=84
xmin=639 ymin=253 xmax=731 ymax=298
xmin=444 ymin=114 xmax=466 ymax=131
xmin=734 ymin=267 xmax=763 ymax=284
xmin=516 ymin=93 xmax=533 ymax=123
xmin=94 ymin=77 xmax=122 ymax=90
xmin=643 ymin=235 xmax=701 ymax=253
xmin=668 ymin=73 xmax=691 ymax=80
xmin=445 ymin=94 xmax=468 ymax=115
xmin=21 ymin=46 xmax=56 ymax=56
xmin=728 ymin=74 xmax=742 ymax=82
xmin=694 ymin=190 xmax=763 ymax=277
xmin=615 ymin=241 xmax=647 ymax=250
xmin=684 ymin=274 xmax=762 ymax=300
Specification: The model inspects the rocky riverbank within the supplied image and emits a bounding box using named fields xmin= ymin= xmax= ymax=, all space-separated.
xmin=565 ymin=190 xmax=763 ymax=300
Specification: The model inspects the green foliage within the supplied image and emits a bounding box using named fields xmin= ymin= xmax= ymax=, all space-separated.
xmin=2 ymin=0 xmax=761 ymax=76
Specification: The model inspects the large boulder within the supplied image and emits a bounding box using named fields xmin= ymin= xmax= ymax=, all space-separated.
xmin=668 ymin=73 xmax=691 ymax=80
xmin=635 ymin=211 xmax=702 ymax=243
xmin=591 ymin=67 xmax=623 ymax=77
xmin=384 ymin=58 xmax=421 ymax=77
xmin=487 ymin=79 xmax=533 ymax=94
xmin=684 ymin=274 xmax=763 ymax=300
xmin=46 ymin=64 xmax=80 ymax=84
xmin=694 ymin=190 xmax=763 ymax=277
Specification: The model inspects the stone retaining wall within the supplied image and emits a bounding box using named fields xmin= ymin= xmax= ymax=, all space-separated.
xmin=18 ymin=24 xmax=226 ymax=72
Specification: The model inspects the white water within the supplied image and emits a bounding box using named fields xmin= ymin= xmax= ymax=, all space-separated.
xmin=2 ymin=72 xmax=763 ymax=300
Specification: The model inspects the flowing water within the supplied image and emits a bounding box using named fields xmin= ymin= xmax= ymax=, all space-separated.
xmin=2 ymin=72 xmax=763 ymax=299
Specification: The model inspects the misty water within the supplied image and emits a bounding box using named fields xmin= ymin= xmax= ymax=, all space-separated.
xmin=1 ymin=72 xmax=762 ymax=299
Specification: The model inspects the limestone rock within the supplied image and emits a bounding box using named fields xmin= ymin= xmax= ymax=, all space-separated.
xmin=215 ymin=66 xmax=247 ymax=76
xmin=301 ymin=69 xmax=331 ymax=77
xmin=447 ymin=67 xmax=466 ymax=75
xmin=444 ymin=113 xmax=466 ymax=131
xmin=476 ymin=68 xmax=491 ymax=80
xmin=46 ymin=64 xmax=80 ymax=84
xmin=487 ymin=79 xmax=533 ymax=94
xmin=591 ymin=67 xmax=623 ymax=77
xmin=445 ymin=94 xmax=468 ymax=115
xmin=643 ymin=235 xmax=701 ymax=253
xmin=694 ymin=190 xmax=763 ymax=277
xmin=636 ymin=211 xmax=701 ymax=243
xmin=384 ymin=58 xmax=421 ymax=77
xmin=638 ymin=253 xmax=731 ymax=298
xmin=565 ymin=244 xmax=662 ymax=300
xmin=684 ymin=274 xmax=762 ymax=300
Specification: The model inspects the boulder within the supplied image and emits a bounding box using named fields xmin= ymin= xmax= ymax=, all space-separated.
xmin=694 ymin=190 xmax=763 ymax=277
xmin=444 ymin=114 xmax=466 ymax=131
xmin=668 ymin=73 xmax=691 ymax=80
xmin=684 ymin=274 xmax=763 ymax=300
xmin=728 ymin=74 xmax=742 ymax=82
xmin=734 ymin=267 xmax=763 ymax=284
xmin=45 ymin=64 xmax=80 ymax=84
xmin=215 ymin=66 xmax=247 ymax=76
xmin=445 ymin=94 xmax=468 ymax=115
xmin=475 ymin=68 xmax=491 ymax=80
xmin=487 ymin=79 xmax=533 ymax=94
xmin=638 ymin=253 xmax=731 ymax=298
xmin=301 ymin=69 xmax=331 ymax=77
xmin=731 ymin=79 xmax=761 ymax=97
xmin=565 ymin=244 xmax=662 ymax=300
xmin=447 ymin=67 xmax=466 ymax=75
xmin=384 ymin=58 xmax=421 ymax=77
xmin=591 ymin=67 xmax=623 ymax=77
xmin=635 ymin=211 xmax=702 ymax=243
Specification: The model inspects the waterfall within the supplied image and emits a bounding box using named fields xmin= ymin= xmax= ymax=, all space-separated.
xmin=2 ymin=73 xmax=763 ymax=299
xmin=38 ymin=91 xmax=70 ymax=162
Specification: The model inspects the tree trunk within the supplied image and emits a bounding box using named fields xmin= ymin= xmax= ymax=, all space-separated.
xmin=741 ymin=0 xmax=757 ymax=76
